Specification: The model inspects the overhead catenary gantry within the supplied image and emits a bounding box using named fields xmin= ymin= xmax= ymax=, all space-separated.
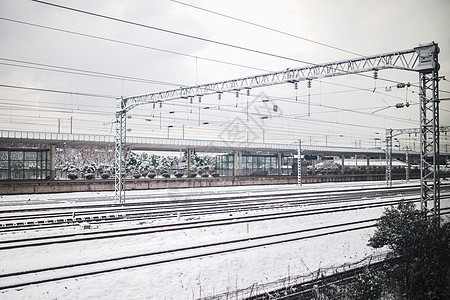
xmin=115 ymin=42 xmax=441 ymax=218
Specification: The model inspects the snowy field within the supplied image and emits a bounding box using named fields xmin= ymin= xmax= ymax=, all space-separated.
xmin=0 ymin=180 xmax=448 ymax=299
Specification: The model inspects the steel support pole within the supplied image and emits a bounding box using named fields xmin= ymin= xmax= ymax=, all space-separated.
xmin=406 ymin=147 xmax=410 ymax=182
xmin=187 ymin=148 xmax=191 ymax=177
xmin=419 ymin=57 xmax=440 ymax=218
xmin=233 ymin=152 xmax=238 ymax=177
xmin=366 ymin=156 xmax=370 ymax=175
xmin=238 ymin=151 xmax=242 ymax=176
xmin=297 ymin=139 xmax=302 ymax=186
xmin=278 ymin=152 xmax=282 ymax=175
xmin=386 ymin=129 xmax=393 ymax=187
xmin=114 ymin=98 xmax=127 ymax=203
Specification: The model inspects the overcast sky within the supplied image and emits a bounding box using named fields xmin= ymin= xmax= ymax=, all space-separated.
xmin=0 ymin=0 xmax=449 ymax=150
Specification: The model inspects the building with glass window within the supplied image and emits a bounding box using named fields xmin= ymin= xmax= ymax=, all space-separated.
xmin=216 ymin=153 xmax=295 ymax=176
xmin=0 ymin=148 xmax=51 ymax=180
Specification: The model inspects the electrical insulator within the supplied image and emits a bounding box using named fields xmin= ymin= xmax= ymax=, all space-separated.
xmin=307 ymin=80 xmax=311 ymax=88
xmin=294 ymin=81 xmax=298 ymax=101
xmin=198 ymin=96 xmax=202 ymax=103
xmin=218 ymin=93 xmax=222 ymax=100
xmin=236 ymin=90 xmax=240 ymax=98
xmin=397 ymin=83 xmax=406 ymax=88
xmin=159 ymin=102 xmax=162 ymax=108
xmin=153 ymin=103 xmax=155 ymax=109
xmin=246 ymin=88 xmax=250 ymax=96
xmin=395 ymin=103 xmax=404 ymax=108
xmin=374 ymin=70 xmax=378 ymax=79
xmin=189 ymin=97 xmax=193 ymax=104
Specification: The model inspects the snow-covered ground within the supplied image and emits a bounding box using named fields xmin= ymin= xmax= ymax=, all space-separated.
xmin=0 ymin=180 xmax=448 ymax=299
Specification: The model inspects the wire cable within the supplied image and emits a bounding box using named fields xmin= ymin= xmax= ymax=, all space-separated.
xmin=30 ymin=0 xmax=315 ymax=66
xmin=29 ymin=0 xmax=423 ymax=89
xmin=0 ymin=84 xmax=116 ymax=99
xmin=0 ymin=59 xmax=181 ymax=87
xmin=0 ymin=17 xmax=270 ymax=74
xmin=170 ymin=0 xmax=364 ymax=57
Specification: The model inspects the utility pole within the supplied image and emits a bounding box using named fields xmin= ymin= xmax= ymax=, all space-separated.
xmin=297 ymin=139 xmax=302 ymax=186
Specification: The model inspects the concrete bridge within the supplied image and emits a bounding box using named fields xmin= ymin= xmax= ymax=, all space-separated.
xmin=0 ymin=130 xmax=414 ymax=157
xmin=0 ymin=130 xmax=422 ymax=182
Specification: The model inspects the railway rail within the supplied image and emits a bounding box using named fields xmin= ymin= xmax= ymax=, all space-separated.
xmin=4 ymin=195 xmax=449 ymax=250
xmin=0 ymin=218 xmax=408 ymax=290
xmin=1 ymin=182 xmax=449 ymax=293
xmin=2 ymin=183 xmax=445 ymax=231
xmin=1 ymin=208 xmax=449 ymax=291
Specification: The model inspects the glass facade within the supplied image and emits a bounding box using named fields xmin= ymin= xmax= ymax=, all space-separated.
xmin=281 ymin=156 xmax=294 ymax=175
xmin=216 ymin=154 xmax=294 ymax=176
xmin=216 ymin=154 xmax=234 ymax=176
xmin=0 ymin=149 xmax=51 ymax=180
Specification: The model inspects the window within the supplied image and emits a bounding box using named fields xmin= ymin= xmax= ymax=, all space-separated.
xmin=0 ymin=149 xmax=51 ymax=180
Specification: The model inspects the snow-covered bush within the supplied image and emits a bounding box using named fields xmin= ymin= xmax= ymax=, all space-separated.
xmin=85 ymin=173 xmax=95 ymax=180
xmin=63 ymin=164 xmax=79 ymax=180
xmin=81 ymin=163 xmax=96 ymax=179
xmin=68 ymin=172 xmax=78 ymax=180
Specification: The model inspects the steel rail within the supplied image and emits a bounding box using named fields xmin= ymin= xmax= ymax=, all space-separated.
xmin=0 ymin=185 xmax=432 ymax=231
xmin=2 ymin=194 xmax=449 ymax=250
xmin=2 ymin=209 xmax=449 ymax=290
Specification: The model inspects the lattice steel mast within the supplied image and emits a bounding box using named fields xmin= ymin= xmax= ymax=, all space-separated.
xmin=115 ymin=42 xmax=441 ymax=214
xmin=115 ymin=97 xmax=127 ymax=203
xmin=417 ymin=43 xmax=441 ymax=218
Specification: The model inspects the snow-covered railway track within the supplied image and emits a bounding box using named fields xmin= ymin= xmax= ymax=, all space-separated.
xmin=2 ymin=194 xmax=450 ymax=251
xmin=0 ymin=185 xmax=433 ymax=231
xmin=1 ymin=207 xmax=449 ymax=291
xmin=0 ymin=217 xmax=399 ymax=290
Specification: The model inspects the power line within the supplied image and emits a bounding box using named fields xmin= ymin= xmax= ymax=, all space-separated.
xmin=0 ymin=96 xmax=388 ymax=137
xmin=0 ymin=97 xmax=114 ymax=115
xmin=0 ymin=103 xmax=113 ymax=116
xmin=2 ymin=13 xmax=430 ymax=102
xmin=0 ymin=58 xmax=182 ymax=87
xmin=0 ymin=55 xmax=421 ymax=124
xmin=2 ymin=15 xmax=433 ymax=94
xmin=0 ymin=17 xmax=270 ymax=73
xmin=170 ymin=0 xmax=364 ymax=57
xmin=0 ymin=57 xmax=428 ymax=124
xmin=31 ymin=0 xmax=421 ymax=89
xmin=3 ymin=2 xmax=436 ymax=139
xmin=0 ymin=84 xmax=116 ymax=98
xmin=0 ymin=76 xmax=419 ymax=128
xmin=30 ymin=0 xmax=315 ymax=66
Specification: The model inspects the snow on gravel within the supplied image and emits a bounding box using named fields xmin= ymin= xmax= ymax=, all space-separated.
xmin=0 ymin=180 xmax=448 ymax=299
